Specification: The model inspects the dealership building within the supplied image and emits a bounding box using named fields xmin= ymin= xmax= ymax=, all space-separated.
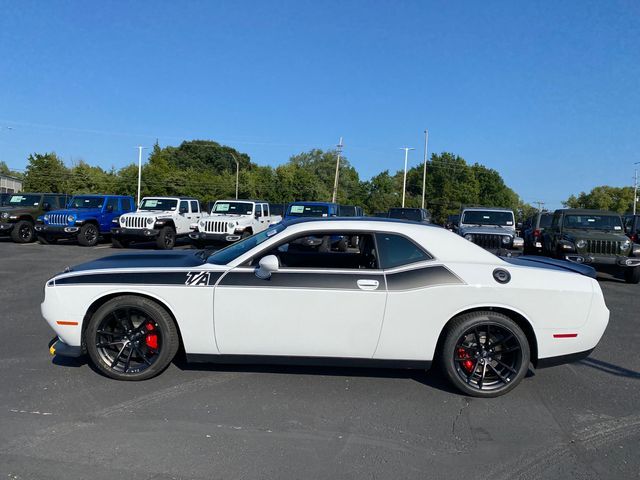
xmin=0 ymin=174 xmax=23 ymax=193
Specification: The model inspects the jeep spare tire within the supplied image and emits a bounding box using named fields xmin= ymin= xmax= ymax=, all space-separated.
xmin=156 ymin=226 xmax=176 ymax=250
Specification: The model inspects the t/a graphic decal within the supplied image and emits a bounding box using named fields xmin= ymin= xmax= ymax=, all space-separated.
xmin=185 ymin=271 xmax=211 ymax=286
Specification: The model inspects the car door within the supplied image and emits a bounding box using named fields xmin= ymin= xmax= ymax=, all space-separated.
xmin=213 ymin=231 xmax=387 ymax=358
xmin=101 ymin=197 xmax=119 ymax=231
xmin=177 ymin=200 xmax=192 ymax=232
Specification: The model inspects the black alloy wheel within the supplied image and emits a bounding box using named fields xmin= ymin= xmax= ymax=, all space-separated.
xmin=11 ymin=220 xmax=35 ymax=243
xmin=156 ymin=226 xmax=176 ymax=250
xmin=78 ymin=223 xmax=99 ymax=246
xmin=85 ymin=295 xmax=179 ymax=380
xmin=441 ymin=311 xmax=530 ymax=397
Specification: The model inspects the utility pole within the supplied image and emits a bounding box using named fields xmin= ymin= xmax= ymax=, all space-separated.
xmin=400 ymin=147 xmax=415 ymax=208
xmin=331 ymin=137 xmax=343 ymax=203
xmin=421 ymin=130 xmax=429 ymax=209
xmin=634 ymin=163 xmax=640 ymax=215
xmin=534 ymin=201 xmax=545 ymax=211
xmin=231 ymin=153 xmax=240 ymax=200
xmin=136 ymin=146 xmax=147 ymax=207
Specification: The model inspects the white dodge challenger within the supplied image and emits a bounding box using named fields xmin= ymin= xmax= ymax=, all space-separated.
xmin=43 ymin=218 xmax=609 ymax=397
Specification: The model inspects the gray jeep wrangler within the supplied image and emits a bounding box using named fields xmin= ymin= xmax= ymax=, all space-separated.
xmin=458 ymin=207 xmax=524 ymax=255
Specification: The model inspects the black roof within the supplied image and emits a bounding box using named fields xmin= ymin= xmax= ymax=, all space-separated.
xmin=280 ymin=216 xmax=441 ymax=228
xmin=553 ymin=208 xmax=621 ymax=216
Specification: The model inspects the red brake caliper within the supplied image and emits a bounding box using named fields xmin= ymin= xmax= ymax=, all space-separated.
xmin=457 ymin=347 xmax=474 ymax=373
xmin=145 ymin=322 xmax=158 ymax=350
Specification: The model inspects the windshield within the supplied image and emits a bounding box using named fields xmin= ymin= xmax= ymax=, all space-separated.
xmin=462 ymin=210 xmax=514 ymax=226
xmin=0 ymin=194 xmax=9 ymax=206
xmin=539 ymin=214 xmax=553 ymax=228
xmin=286 ymin=204 xmax=329 ymax=217
xmin=208 ymin=223 xmax=286 ymax=265
xmin=139 ymin=198 xmax=178 ymax=211
xmin=8 ymin=194 xmax=41 ymax=207
xmin=564 ymin=214 xmax=623 ymax=231
xmin=68 ymin=196 xmax=104 ymax=209
xmin=212 ymin=201 xmax=253 ymax=215
xmin=388 ymin=208 xmax=421 ymax=222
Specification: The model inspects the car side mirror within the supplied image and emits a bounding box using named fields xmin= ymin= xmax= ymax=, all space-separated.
xmin=106 ymin=205 xmax=114 ymax=213
xmin=43 ymin=202 xmax=51 ymax=211
xmin=255 ymin=255 xmax=279 ymax=279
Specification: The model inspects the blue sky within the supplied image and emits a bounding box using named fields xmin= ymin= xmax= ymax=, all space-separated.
xmin=1 ymin=0 xmax=638 ymax=208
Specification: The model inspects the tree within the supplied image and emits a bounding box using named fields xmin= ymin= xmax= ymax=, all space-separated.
xmin=22 ymin=153 xmax=69 ymax=193
xmin=0 ymin=161 xmax=22 ymax=179
xmin=564 ymin=186 xmax=634 ymax=213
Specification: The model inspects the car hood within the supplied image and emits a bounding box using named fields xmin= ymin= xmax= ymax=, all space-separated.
xmin=562 ymin=229 xmax=628 ymax=242
xmin=460 ymin=225 xmax=515 ymax=236
xmin=504 ymin=255 xmax=597 ymax=278
xmin=0 ymin=206 xmax=22 ymax=213
xmin=49 ymin=208 xmax=102 ymax=216
xmin=124 ymin=211 xmax=174 ymax=219
xmin=208 ymin=214 xmax=251 ymax=222
xmin=66 ymin=251 xmax=208 ymax=272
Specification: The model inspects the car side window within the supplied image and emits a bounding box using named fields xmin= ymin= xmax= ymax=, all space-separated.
xmin=375 ymin=233 xmax=431 ymax=269
xmin=105 ymin=197 xmax=119 ymax=212
xmin=43 ymin=195 xmax=58 ymax=208
xmin=259 ymin=232 xmax=378 ymax=269
xmin=190 ymin=200 xmax=199 ymax=213
xmin=255 ymin=204 xmax=263 ymax=218
xmin=179 ymin=200 xmax=189 ymax=213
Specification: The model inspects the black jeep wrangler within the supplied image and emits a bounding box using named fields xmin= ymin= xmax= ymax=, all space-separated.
xmin=543 ymin=208 xmax=640 ymax=283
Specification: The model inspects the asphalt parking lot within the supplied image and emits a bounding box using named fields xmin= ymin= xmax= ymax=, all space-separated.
xmin=1 ymin=238 xmax=639 ymax=480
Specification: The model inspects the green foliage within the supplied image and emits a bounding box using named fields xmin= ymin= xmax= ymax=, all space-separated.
xmin=0 ymin=161 xmax=22 ymax=179
xmin=18 ymin=141 xmax=530 ymax=221
xmin=564 ymin=186 xmax=635 ymax=213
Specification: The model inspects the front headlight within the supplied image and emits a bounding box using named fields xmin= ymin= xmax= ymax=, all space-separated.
xmin=0 ymin=212 xmax=8 ymax=219
xmin=621 ymin=240 xmax=631 ymax=250
xmin=120 ymin=217 xmax=126 ymax=225
xmin=464 ymin=233 xmax=473 ymax=241
xmin=67 ymin=215 xmax=75 ymax=224
xmin=200 ymin=220 xmax=205 ymax=227
xmin=576 ymin=239 xmax=586 ymax=248
xmin=44 ymin=214 xmax=50 ymax=222
xmin=227 ymin=222 xmax=235 ymax=229
xmin=501 ymin=236 xmax=511 ymax=244
xmin=146 ymin=217 xmax=154 ymax=225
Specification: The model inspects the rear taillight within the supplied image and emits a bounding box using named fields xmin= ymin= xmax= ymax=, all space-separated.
xmin=533 ymin=229 xmax=541 ymax=238
xmin=632 ymin=233 xmax=637 ymax=243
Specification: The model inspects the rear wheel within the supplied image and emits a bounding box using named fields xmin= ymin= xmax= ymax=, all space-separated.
xmin=77 ymin=223 xmax=99 ymax=246
xmin=156 ymin=226 xmax=176 ymax=249
xmin=440 ymin=311 xmax=530 ymax=397
xmin=111 ymin=237 xmax=130 ymax=248
xmin=85 ymin=295 xmax=179 ymax=381
xmin=11 ymin=220 xmax=35 ymax=243
xmin=624 ymin=266 xmax=640 ymax=284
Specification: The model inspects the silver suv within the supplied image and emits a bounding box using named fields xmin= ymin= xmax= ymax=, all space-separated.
xmin=458 ymin=207 xmax=524 ymax=253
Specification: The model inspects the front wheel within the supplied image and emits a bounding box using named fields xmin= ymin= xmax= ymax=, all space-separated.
xmin=11 ymin=220 xmax=35 ymax=243
xmin=624 ymin=266 xmax=640 ymax=284
xmin=77 ymin=223 xmax=99 ymax=246
xmin=440 ymin=311 xmax=530 ymax=397
xmin=85 ymin=295 xmax=179 ymax=380
xmin=156 ymin=226 xmax=176 ymax=249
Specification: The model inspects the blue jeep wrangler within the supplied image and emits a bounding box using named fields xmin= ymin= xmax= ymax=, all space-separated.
xmin=35 ymin=194 xmax=135 ymax=246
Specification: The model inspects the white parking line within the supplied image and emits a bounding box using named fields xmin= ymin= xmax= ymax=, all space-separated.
xmin=93 ymin=245 xmax=113 ymax=249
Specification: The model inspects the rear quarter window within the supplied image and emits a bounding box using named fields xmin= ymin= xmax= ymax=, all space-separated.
xmin=375 ymin=233 xmax=431 ymax=269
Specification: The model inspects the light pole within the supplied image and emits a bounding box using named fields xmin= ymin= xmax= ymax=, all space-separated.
xmin=400 ymin=147 xmax=415 ymax=208
xmin=231 ymin=153 xmax=239 ymax=199
xmin=136 ymin=146 xmax=147 ymax=207
xmin=421 ymin=130 xmax=429 ymax=209
xmin=634 ymin=162 xmax=640 ymax=215
xmin=331 ymin=137 xmax=344 ymax=203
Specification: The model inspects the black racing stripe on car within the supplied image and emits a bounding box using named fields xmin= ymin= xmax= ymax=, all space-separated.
xmin=55 ymin=271 xmax=224 ymax=286
xmin=218 ymin=270 xmax=384 ymax=290
xmin=385 ymin=265 xmax=463 ymax=290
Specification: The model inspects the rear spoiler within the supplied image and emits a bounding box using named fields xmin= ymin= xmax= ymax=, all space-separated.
xmin=504 ymin=256 xmax=597 ymax=278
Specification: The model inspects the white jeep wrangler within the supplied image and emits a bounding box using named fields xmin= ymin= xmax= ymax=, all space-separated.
xmin=111 ymin=197 xmax=204 ymax=249
xmin=189 ymin=199 xmax=281 ymax=247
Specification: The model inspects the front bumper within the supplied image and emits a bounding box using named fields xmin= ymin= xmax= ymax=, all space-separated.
xmin=0 ymin=222 xmax=15 ymax=234
xmin=563 ymin=254 xmax=640 ymax=268
xmin=35 ymin=224 xmax=80 ymax=237
xmin=189 ymin=231 xmax=241 ymax=244
xmin=111 ymin=227 xmax=161 ymax=239
xmin=49 ymin=336 xmax=83 ymax=358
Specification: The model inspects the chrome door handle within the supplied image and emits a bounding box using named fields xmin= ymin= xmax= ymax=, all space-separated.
xmin=357 ymin=279 xmax=379 ymax=291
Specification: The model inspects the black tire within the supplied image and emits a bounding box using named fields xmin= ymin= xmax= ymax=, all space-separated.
xmin=10 ymin=220 xmax=35 ymax=243
xmin=37 ymin=235 xmax=57 ymax=245
xmin=440 ymin=311 xmax=530 ymax=398
xmin=241 ymin=230 xmax=251 ymax=239
xmin=624 ymin=266 xmax=640 ymax=284
xmin=156 ymin=226 xmax=176 ymax=249
xmin=85 ymin=295 xmax=179 ymax=381
xmin=77 ymin=223 xmax=99 ymax=247
xmin=111 ymin=237 xmax=130 ymax=248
